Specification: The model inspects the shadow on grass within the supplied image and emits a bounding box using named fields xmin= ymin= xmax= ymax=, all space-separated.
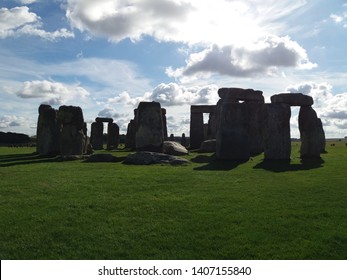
xmin=0 ymin=153 xmax=61 ymax=167
xmin=253 ymin=158 xmax=325 ymax=173
xmin=191 ymin=154 xmax=248 ymax=171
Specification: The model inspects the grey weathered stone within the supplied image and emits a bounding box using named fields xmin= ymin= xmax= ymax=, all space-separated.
xmin=317 ymin=118 xmax=326 ymax=153
xmin=125 ymin=120 xmax=136 ymax=149
xmin=190 ymin=105 xmax=217 ymax=149
xmin=216 ymin=102 xmax=250 ymax=160
xmin=218 ymin=88 xmax=264 ymax=102
xmin=181 ymin=133 xmax=187 ymax=147
xmin=163 ymin=141 xmax=189 ymax=156
xmin=190 ymin=111 xmax=204 ymax=149
xmin=124 ymin=151 xmax=189 ymax=165
xmin=263 ymin=103 xmax=291 ymax=160
xmin=162 ymin=108 xmax=168 ymax=141
xmin=245 ymin=102 xmax=264 ymax=156
xmin=85 ymin=153 xmax=117 ymax=162
xmin=271 ymin=93 xmax=313 ymax=107
xmin=107 ymin=122 xmax=119 ymax=150
xmin=299 ymin=106 xmax=322 ymax=158
xmin=96 ymin=117 xmax=113 ymax=123
xmin=36 ymin=104 xmax=60 ymax=155
xmin=200 ymin=139 xmax=216 ymax=153
xmin=58 ymin=105 xmax=86 ymax=156
xmin=90 ymin=122 xmax=104 ymax=150
xmin=135 ymin=102 xmax=164 ymax=152
xmin=207 ymin=110 xmax=218 ymax=139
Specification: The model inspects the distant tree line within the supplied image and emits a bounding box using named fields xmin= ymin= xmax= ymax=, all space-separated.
xmin=0 ymin=131 xmax=30 ymax=144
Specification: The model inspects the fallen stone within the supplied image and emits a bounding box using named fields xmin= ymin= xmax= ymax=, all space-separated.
xmin=84 ymin=153 xmax=117 ymax=162
xmin=271 ymin=93 xmax=313 ymax=106
xmin=200 ymin=139 xmax=216 ymax=153
xmin=163 ymin=141 xmax=189 ymax=156
xmin=123 ymin=151 xmax=189 ymax=165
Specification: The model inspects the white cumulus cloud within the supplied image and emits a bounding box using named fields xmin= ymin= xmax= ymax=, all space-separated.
xmin=286 ymin=82 xmax=347 ymax=137
xmin=0 ymin=6 xmax=74 ymax=40
xmin=168 ymin=36 xmax=317 ymax=80
xmin=16 ymin=80 xmax=90 ymax=106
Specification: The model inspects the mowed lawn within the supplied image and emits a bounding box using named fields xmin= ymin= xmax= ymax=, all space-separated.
xmin=0 ymin=141 xmax=346 ymax=260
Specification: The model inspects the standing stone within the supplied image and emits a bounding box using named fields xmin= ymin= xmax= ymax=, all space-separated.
xmin=90 ymin=122 xmax=104 ymax=150
xmin=263 ymin=103 xmax=291 ymax=160
xmin=107 ymin=122 xmax=119 ymax=150
xmin=190 ymin=111 xmax=204 ymax=149
xmin=181 ymin=133 xmax=187 ymax=147
xmin=58 ymin=105 xmax=86 ymax=156
xmin=207 ymin=110 xmax=218 ymax=139
xmin=317 ymin=118 xmax=326 ymax=153
xmin=169 ymin=134 xmax=175 ymax=141
xmin=162 ymin=108 xmax=168 ymax=141
xmin=36 ymin=104 xmax=60 ymax=155
xmin=125 ymin=120 xmax=136 ymax=149
xmin=245 ymin=102 xmax=264 ymax=156
xmin=216 ymin=102 xmax=250 ymax=160
xmin=299 ymin=106 xmax=322 ymax=158
xmin=135 ymin=102 xmax=164 ymax=152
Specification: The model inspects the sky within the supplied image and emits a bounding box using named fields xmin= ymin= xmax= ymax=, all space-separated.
xmin=0 ymin=0 xmax=346 ymax=138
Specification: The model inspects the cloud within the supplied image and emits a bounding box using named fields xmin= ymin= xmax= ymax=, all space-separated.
xmin=286 ymin=82 xmax=347 ymax=137
xmin=106 ymin=83 xmax=219 ymax=107
xmin=0 ymin=6 xmax=74 ymax=40
xmin=16 ymin=80 xmax=90 ymax=105
xmin=17 ymin=0 xmax=38 ymax=4
xmin=0 ymin=115 xmax=27 ymax=129
xmin=330 ymin=4 xmax=347 ymax=28
xmin=66 ymin=0 xmax=307 ymax=45
xmin=97 ymin=107 xmax=130 ymax=132
xmin=168 ymin=36 xmax=317 ymax=79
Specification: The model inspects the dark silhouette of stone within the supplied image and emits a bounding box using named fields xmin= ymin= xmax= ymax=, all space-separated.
xmin=271 ymin=93 xmax=313 ymax=107
xmin=135 ymin=102 xmax=164 ymax=152
xmin=216 ymin=102 xmax=250 ymax=160
xmin=58 ymin=105 xmax=86 ymax=156
xmin=124 ymin=151 xmax=189 ymax=165
xmin=36 ymin=104 xmax=60 ymax=155
xmin=162 ymin=108 xmax=168 ymax=141
xmin=96 ymin=117 xmax=113 ymax=123
xmin=90 ymin=122 xmax=103 ymax=150
xmin=246 ymin=102 xmax=264 ymax=156
xmin=200 ymin=139 xmax=216 ymax=153
xmin=218 ymin=88 xmax=264 ymax=102
xmin=107 ymin=122 xmax=119 ymax=150
xmin=163 ymin=141 xmax=189 ymax=156
xmin=190 ymin=111 xmax=204 ymax=149
xmin=207 ymin=110 xmax=218 ymax=139
xmin=299 ymin=106 xmax=322 ymax=158
xmin=181 ymin=133 xmax=187 ymax=147
xmin=125 ymin=120 xmax=136 ymax=149
xmin=263 ymin=103 xmax=291 ymax=160
xmin=317 ymin=118 xmax=326 ymax=153
xmin=190 ymin=105 xmax=217 ymax=149
xmin=169 ymin=134 xmax=175 ymax=141
xmin=85 ymin=153 xmax=117 ymax=162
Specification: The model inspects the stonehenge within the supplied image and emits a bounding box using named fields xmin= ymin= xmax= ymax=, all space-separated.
xmin=190 ymin=88 xmax=325 ymax=161
xmin=36 ymin=86 xmax=325 ymax=163
xmin=90 ymin=117 xmax=120 ymax=150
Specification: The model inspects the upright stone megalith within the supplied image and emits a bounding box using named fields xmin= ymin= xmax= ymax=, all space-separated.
xmin=58 ymin=105 xmax=86 ymax=156
xmin=135 ymin=102 xmax=164 ymax=152
xmin=90 ymin=121 xmax=103 ymax=150
xmin=36 ymin=104 xmax=60 ymax=155
xmin=216 ymin=102 xmax=250 ymax=160
xmin=299 ymin=106 xmax=322 ymax=158
xmin=263 ymin=103 xmax=291 ymax=160
xmin=125 ymin=119 xmax=136 ymax=149
xmin=107 ymin=122 xmax=119 ymax=150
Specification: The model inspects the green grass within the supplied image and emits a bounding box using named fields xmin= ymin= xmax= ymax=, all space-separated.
xmin=0 ymin=142 xmax=346 ymax=260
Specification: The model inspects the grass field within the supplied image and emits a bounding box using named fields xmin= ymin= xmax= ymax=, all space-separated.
xmin=0 ymin=141 xmax=346 ymax=260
